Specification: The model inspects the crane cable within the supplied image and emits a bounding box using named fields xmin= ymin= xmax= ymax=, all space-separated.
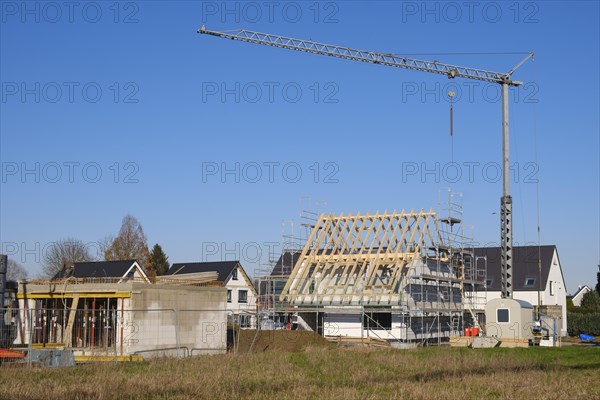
xmin=531 ymin=58 xmax=543 ymax=319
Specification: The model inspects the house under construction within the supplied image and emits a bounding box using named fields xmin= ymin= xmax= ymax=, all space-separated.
xmin=12 ymin=260 xmax=228 ymax=360
xmin=257 ymin=194 xmax=486 ymax=344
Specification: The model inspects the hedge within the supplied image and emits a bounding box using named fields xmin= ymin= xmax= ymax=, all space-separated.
xmin=567 ymin=312 xmax=600 ymax=336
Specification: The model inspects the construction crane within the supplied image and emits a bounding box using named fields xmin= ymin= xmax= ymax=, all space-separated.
xmin=198 ymin=26 xmax=534 ymax=299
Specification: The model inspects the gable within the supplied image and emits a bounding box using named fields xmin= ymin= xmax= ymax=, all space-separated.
xmin=572 ymin=286 xmax=591 ymax=300
xmin=226 ymin=263 xmax=258 ymax=295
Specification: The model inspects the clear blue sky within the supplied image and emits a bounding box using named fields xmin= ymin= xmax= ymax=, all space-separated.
xmin=1 ymin=1 xmax=598 ymax=294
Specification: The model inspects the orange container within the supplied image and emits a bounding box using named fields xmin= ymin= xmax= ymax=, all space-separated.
xmin=464 ymin=327 xmax=480 ymax=337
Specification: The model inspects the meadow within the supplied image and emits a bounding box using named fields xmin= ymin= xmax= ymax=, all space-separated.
xmin=0 ymin=343 xmax=598 ymax=399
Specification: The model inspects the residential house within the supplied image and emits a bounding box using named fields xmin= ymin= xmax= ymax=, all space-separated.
xmin=570 ymin=285 xmax=593 ymax=307
xmin=167 ymin=261 xmax=258 ymax=328
xmin=474 ymin=245 xmax=568 ymax=336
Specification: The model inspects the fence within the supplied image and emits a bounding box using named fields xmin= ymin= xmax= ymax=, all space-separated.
xmin=0 ymin=307 xmax=237 ymax=365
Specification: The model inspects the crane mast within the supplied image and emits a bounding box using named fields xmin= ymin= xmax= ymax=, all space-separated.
xmin=198 ymin=26 xmax=534 ymax=299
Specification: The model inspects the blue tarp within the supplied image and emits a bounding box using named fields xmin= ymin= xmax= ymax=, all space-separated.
xmin=579 ymin=334 xmax=596 ymax=341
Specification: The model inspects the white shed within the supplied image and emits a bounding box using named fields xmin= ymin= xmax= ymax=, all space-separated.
xmin=485 ymin=298 xmax=534 ymax=341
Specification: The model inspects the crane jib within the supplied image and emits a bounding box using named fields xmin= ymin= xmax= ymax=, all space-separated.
xmin=198 ymin=27 xmax=529 ymax=87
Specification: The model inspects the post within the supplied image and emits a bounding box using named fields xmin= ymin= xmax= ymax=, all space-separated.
xmin=500 ymin=82 xmax=513 ymax=298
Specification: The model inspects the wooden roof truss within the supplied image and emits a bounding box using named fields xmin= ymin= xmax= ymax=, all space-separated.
xmin=280 ymin=209 xmax=444 ymax=306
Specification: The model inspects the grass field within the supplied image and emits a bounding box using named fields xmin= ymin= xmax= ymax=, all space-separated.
xmin=0 ymin=344 xmax=598 ymax=399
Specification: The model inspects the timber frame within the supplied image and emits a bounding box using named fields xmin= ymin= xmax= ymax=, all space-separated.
xmin=280 ymin=209 xmax=443 ymax=306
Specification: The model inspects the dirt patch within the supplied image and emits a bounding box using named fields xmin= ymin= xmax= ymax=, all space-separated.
xmin=235 ymin=330 xmax=332 ymax=353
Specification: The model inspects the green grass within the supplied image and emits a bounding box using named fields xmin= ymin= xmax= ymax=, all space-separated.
xmin=0 ymin=346 xmax=598 ymax=399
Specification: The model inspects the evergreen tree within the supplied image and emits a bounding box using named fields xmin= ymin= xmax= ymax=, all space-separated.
xmin=596 ymin=265 xmax=600 ymax=295
xmin=150 ymin=244 xmax=170 ymax=276
xmin=580 ymin=290 xmax=600 ymax=312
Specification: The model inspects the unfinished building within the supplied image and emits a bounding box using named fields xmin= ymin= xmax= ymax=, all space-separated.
xmin=14 ymin=261 xmax=228 ymax=359
xmin=260 ymin=197 xmax=486 ymax=344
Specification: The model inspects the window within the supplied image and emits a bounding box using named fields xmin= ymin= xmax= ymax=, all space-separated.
xmin=227 ymin=290 xmax=232 ymax=303
xmin=239 ymin=315 xmax=251 ymax=328
xmin=497 ymin=308 xmax=510 ymax=323
xmin=485 ymin=278 xmax=493 ymax=288
xmin=550 ymin=281 xmax=554 ymax=296
xmin=231 ymin=268 xmax=238 ymax=280
xmin=363 ymin=312 xmax=392 ymax=330
xmin=524 ymin=277 xmax=536 ymax=287
xmin=238 ymin=290 xmax=248 ymax=303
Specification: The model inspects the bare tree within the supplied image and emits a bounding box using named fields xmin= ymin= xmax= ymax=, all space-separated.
xmin=42 ymin=238 xmax=93 ymax=278
xmin=97 ymin=235 xmax=114 ymax=259
xmin=104 ymin=215 xmax=151 ymax=270
xmin=7 ymin=259 xmax=29 ymax=281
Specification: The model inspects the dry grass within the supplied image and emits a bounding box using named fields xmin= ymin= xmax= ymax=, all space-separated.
xmin=236 ymin=330 xmax=332 ymax=353
xmin=0 ymin=345 xmax=598 ymax=399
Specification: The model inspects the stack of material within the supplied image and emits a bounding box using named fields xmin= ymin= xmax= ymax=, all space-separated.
xmin=155 ymin=271 xmax=219 ymax=286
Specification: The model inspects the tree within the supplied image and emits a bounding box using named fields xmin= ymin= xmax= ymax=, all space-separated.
xmin=150 ymin=244 xmax=170 ymax=276
xmin=97 ymin=235 xmax=115 ymax=260
xmin=7 ymin=259 xmax=29 ymax=281
xmin=104 ymin=214 xmax=152 ymax=271
xmin=42 ymin=238 xmax=93 ymax=278
xmin=580 ymin=290 xmax=600 ymax=312
xmin=596 ymin=264 xmax=600 ymax=296
xmin=566 ymin=297 xmax=575 ymax=312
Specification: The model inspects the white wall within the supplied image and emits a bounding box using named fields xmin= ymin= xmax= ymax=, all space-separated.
xmin=483 ymin=249 xmax=568 ymax=336
xmin=322 ymin=312 xmax=450 ymax=341
xmin=572 ymin=287 xmax=591 ymax=307
xmin=225 ymin=265 xmax=257 ymax=328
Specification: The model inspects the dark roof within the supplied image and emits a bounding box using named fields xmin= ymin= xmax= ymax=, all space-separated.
xmin=53 ymin=260 xmax=138 ymax=279
xmin=474 ymin=245 xmax=557 ymax=292
xmin=271 ymin=251 xmax=302 ymax=277
xmin=166 ymin=261 xmax=239 ymax=282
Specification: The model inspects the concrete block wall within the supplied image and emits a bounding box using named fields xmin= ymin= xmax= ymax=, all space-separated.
xmin=128 ymin=284 xmax=228 ymax=357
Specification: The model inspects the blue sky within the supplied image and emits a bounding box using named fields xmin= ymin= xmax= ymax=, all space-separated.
xmin=1 ymin=1 xmax=598 ymax=294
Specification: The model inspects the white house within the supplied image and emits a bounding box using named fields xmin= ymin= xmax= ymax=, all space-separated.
xmin=167 ymin=261 xmax=258 ymax=328
xmin=474 ymin=245 xmax=568 ymax=336
xmin=570 ymin=285 xmax=593 ymax=307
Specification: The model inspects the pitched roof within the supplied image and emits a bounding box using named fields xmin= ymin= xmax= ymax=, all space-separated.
xmin=474 ymin=245 xmax=558 ymax=292
xmin=271 ymin=251 xmax=302 ymax=277
xmin=571 ymin=285 xmax=592 ymax=300
xmin=166 ymin=261 xmax=239 ymax=282
xmin=53 ymin=260 xmax=138 ymax=279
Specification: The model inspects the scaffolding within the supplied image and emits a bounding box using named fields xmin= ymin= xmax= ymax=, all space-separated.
xmin=437 ymin=190 xmax=487 ymax=332
xmin=255 ymin=198 xmax=324 ymax=329
xmin=257 ymin=193 xmax=486 ymax=345
xmin=402 ymin=191 xmax=488 ymax=345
